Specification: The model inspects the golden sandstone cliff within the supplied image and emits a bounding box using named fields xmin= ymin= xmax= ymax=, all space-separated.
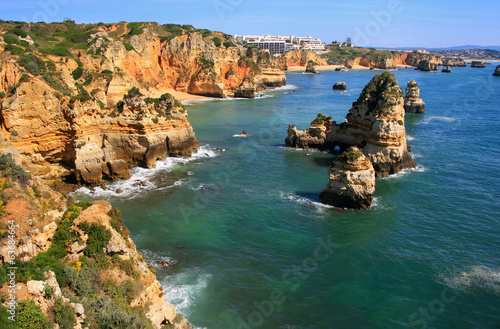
xmin=286 ymin=72 xmax=416 ymax=209
xmin=0 ymin=21 xmax=285 ymax=186
xmin=0 ymin=167 xmax=190 ymax=328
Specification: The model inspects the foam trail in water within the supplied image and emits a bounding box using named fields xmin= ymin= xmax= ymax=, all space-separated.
xmin=160 ymin=269 xmax=211 ymax=315
xmin=439 ymin=265 xmax=500 ymax=296
xmin=380 ymin=165 xmax=427 ymax=180
xmin=72 ymin=145 xmax=218 ymax=199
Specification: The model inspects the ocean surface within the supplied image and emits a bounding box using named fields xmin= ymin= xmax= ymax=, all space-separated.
xmin=74 ymin=65 xmax=500 ymax=329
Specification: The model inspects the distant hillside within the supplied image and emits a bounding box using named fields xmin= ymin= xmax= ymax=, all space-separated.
xmin=376 ymin=45 xmax=500 ymax=52
xmin=432 ymin=49 xmax=500 ymax=60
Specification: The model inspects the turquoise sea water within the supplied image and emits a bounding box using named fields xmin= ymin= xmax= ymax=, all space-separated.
xmin=75 ymin=65 xmax=500 ymax=329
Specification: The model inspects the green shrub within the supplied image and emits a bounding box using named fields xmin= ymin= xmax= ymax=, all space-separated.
xmin=87 ymin=296 xmax=153 ymax=329
xmin=19 ymin=54 xmax=46 ymax=76
xmin=101 ymin=69 xmax=113 ymax=74
xmin=223 ymin=41 xmax=236 ymax=48
xmin=212 ymin=36 xmax=222 ymax=47
xmin=311 ymin=113 xmax=332 ymax=125
xmin=3 ymin=35 xmax=19 ymax=45
xmin=17 ymin=300 xmax=53 ymax=329
xmin=72 ymin=67 xmax=83 ymax=80
xmin=19 ymin=73 xmax=30 ymax=83
xmin=125 ymin=86 xmax=142 ymax=98
xmin=123 ymin=42 xmax=135 ymax=51
xmin=0 ymin=305 xmax=18 ymax=329
xmin=55 ymin=298 xmax=76 ymax=329
xmin=97 ymin=99 xmax=105 ymax=109
xmin=4 ymin=44 xmax=25 ymax=55
xmin=64 ymin=261 xmax=99 ymax=297
xmin=181 ymin=24 xmax=194 ymax=30
xmin=80 ymin=223 xmax=111 ymax=258
xmin=152 ymin=117 xmax=158 ymax=124
xmin=11 ymin=28 xmax=28 ymax=38
xmin=198 ymin=57 xmax=214 ymax=70
xmin=0 ymin=91 xmax=6 ymax=98
xmin=42 ymin=75 xmax=72 ymax=96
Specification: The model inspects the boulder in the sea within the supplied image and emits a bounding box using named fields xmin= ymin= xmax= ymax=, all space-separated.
xmin=319 ymin=146 xmax=376 ymax=210
xmin=404 ymin=80 xmax=426 ymax=114
xmin=471 ymin=61 xmax=486 ymax=68
xmin=493 ymin=65 xmax=500 ymax=76
xmin=333 ymin=82 xmax=347 ymax=90
xmin=442 ymin=66 xmax=451 ymax=73
xmin=239 ymin=130 xmax=248 ymax=136
xmin=285 ymin=114 xmax=332 ymax=149
xmin=417 ymin=60 xmax=438 ymax=71
xmin=305 ymin=61 xmax=317 ymax=74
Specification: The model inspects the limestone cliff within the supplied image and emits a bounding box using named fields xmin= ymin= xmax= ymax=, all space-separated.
xmin=471 ymin=61 xmax=486 ymax=68
xmin=305 ymin=61 xmax=317 ymax=74
xmin=442 ymin=58 xmax=466 ymax=67
xmin=404 ymin=80 xmax=425 ymax=113
xmin=319 ymin=147 xmax=375 ymax=210
xmin=286 ymin=72 xmax=416 ymax=177
xmin=0 ymin=21 xmax=285 ymax=186
xmin=279 ymin=49 xmax=327 ymax=69
xmin=0 ymin=167 xmax=191 ymax=328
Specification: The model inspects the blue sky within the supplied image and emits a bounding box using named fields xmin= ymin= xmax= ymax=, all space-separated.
xmin=1 ymin=0 xmax=498 ymax=48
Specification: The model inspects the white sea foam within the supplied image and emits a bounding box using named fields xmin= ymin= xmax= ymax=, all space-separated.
xmin=280 ymin=192 xmax=334 ymax=210
xmin=421 ymin=116 xmax=457 ymax=124
xmin=160 ymin=269 xmax=211 ymax=314
xmin=182 ymin=85 xmax=298 ymax=105
xmin=71 ymin=145 xmax=218 ymax=199
xmin=439 ymin=265 xmax=500 ymax=296
xmin=406 ymin=135 xmax=415 ymax=141
xmin=232 ymin=133 xmax=249 ymax=138
xmin=380 ymin=165 xmax=427 ymax=180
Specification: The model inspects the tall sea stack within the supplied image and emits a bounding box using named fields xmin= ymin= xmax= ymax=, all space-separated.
xmin=319 ymin=147 xmax=376 ymax=210
xmin=404 ymin=80 xmax=426 ymax=113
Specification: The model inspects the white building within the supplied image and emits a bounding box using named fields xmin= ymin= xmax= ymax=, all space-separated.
xmin=234 ymin=34 xmax=326 ymax=53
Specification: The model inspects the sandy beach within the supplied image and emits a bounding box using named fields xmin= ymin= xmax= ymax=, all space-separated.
xmin=286 ymin=64 xmax=376 ymax=72
xmin=148 ymin=89 xmax=211 ymax=102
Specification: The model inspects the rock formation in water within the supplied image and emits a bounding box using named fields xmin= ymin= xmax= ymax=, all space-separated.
xmin=305 ymin=61 xmax=317 ymax=74
xmin=471 ymin=61 xmax=486 ymax=68
xmin=493 ymin=65 xmax=500 ymax=76
xmin=319 ymin=146 xmax=376 ymax=210
xmin=442 ymin=58 xmax=467 ymax=67
xmin=404 ymin=80 xmax=426 ymax=113
xmin=286 ymin=72 xmax=416 ymax=178
xmin=417 ymin=60 xmax=438 ymax=71
xmin=333 ymin=82 xmax=347 ymax=90
xmin=442 ymin=66 xmax=451 ymax=73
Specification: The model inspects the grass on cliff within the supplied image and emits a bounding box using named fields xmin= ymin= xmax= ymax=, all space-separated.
xmin=321 ymin=46 xmax=401 ymax=65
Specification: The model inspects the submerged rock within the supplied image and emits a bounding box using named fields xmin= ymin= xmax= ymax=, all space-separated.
xmin=493 ymin=65 xmax=500 ymax=76
xmin=404 ymin=80 xmax=426 ymax=113
xmin=333 ymin=82 xmax=347 ymax=90
xmin=319 ymin=147 xmax=375 ymax=209
xmin=442 ymin=66 xmax=451 ymax=73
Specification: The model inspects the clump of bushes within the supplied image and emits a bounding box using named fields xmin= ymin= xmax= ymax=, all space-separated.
xmin=17 ymin=300 xmax=53 ymax=329
xmin=0 ymin=153 xmax=29 ymax=183
xmin=212 ymin=36 xmax=222 ymax=47
xmin=311 ymin=113 xmax=332 ymax=125
xmin=19 ymin=53 xmax=46 ymax=76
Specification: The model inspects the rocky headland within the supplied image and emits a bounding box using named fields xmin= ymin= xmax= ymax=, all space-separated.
xmin=0 ymin=21 xmax=286 ymax=187
xmin=404 ymin=80 xmax=425 ymax=113
xmin=0 ymin=155 xmax=191 ymax=328
xmin=286 ymin=72 xmax=416 ymax=208
xmin=470 ymin=61 xmax=486 ymax=68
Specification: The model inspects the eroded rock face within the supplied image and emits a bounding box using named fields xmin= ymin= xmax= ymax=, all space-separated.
xmin=305 ymin=62 xmax=317 ymax=74
xmin=278 ymin=49 xmax=327 ymax=68
xmin=417 ymin=60 xmax=438 ymax=71
xmin=404 ymin=80 xmax=426 ymax=113
xmin=319 ymin=147 xmax=375 ymax=209
xmin=493 ymin=65 xmax=500 ymax=77
xmin=286 ymin=72 xmax=416 ymax=178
